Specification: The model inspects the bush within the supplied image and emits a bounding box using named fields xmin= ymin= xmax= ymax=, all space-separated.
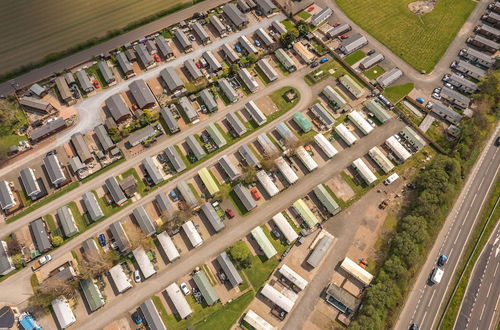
xmin=228 ymin=241 xmax=252 ymax=269
xmin=52 ymin=236 xmax=64 ymax=247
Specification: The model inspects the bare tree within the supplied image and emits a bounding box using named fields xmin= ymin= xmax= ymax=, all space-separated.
xmin=78 ymin=252 xmax=115 ymax=280
xmin=126 ymin=223 xmax=153 ymax=250
xmin=7 ymin=238 xmax=22 ymax=255
xmin=261 ymin=152 xmax=280 ymax=172
xmin=240 ymin=165 xmax=257 ymax=185
xmin=29 ymin=278 xmax=77 ymax=308
xmin=214 ymin=183 xmax=232 ymax=201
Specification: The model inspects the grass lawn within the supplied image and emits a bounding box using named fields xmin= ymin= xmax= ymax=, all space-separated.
xmin=44 ymin=214 xmax=58 ymax=233
xmin=336 ymin=0 xmax=476 ymax=72
xmin=297 ymin=10 xmax=312 ymax=20
xmin=304 ymin=59 xmax=364 ymax=87
xmin=426 ymin=121 xmax=455 ymax=153
xmin=269 ymin=87 xmax=301 ymax=113
xmin=120 ymin=168 xmax=148 ymax=196
xmin=152 ymin=295 xmax=170 ymax=326
xmin=6 ymin=182 xmax=80 ymax=223
xmin=281 ymin=19 xmax=297 ymax=33
xmin=229 ymin=190 xmax=248 ymax=216
xmin=382 ymin=83 xmax=414 ymax=103
xmin=364 ymin=65 xmax=386 ymax=80
xmin=344 ymin=50 xmax=366 ymax=65
xmin=243 ymin=255 xmax=280 ymax=290
xmin=261 ymin=225 xmax=290 ymax=254
xmin=68 ymin=201 xmax=87 ymax=231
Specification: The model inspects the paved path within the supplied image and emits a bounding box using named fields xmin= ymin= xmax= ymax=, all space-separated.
xmin=396 ymin=123 xmax=500 ymax=330
xmin=0 ymin=0 xmax=231 ymax=95
xmin=67 ymin=119 xmax=405 ymax=330
xmin=455 ymin=199 xmax=500 ymax=330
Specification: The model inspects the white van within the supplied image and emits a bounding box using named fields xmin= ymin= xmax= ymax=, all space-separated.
xmin=384 ymin=173 xmax=400 ymax=185
xmin=431 ymin=268 xmax=444 ymax=284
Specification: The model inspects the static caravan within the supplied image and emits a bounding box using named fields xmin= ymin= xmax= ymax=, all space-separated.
xmin=276 ymin=157 xmax=298 ymax=185
xmin=313 ymin=133 xmax=338 ymax=158
xmin=182 ymin=221 xmax=203 ymax=248
xmin=352 ymin=158 xmax=377 ymax=185
xmin=271 ymin=213 xmax=298 ymax=244
xmin=256 ymin=170 xmax=279 ymax=197
xmin=335 ymin=124 xmax=358 ymax=146
xmin=348 ymin=110 xmax=373 ymax=135
xmin=157 ymin=232 xmax=180 ymax=262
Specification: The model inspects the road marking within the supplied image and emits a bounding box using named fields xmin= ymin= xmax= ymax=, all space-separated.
xmin=422 ymin=311 xmax=428 ymax=324
xmin=480 ymin=304 xmax=486 ymax=320
xmin=486 ymin=282 xmax=492 ymax=298
xmin=487 ymin=293 xmax=500 ymax=330
xmin=494 ymin=263 xmax=499 ymax=277
xmin=428 ymin=290 xmax=436 ymax=307
xmin=449 ymin=247 xmax=454 ymax=259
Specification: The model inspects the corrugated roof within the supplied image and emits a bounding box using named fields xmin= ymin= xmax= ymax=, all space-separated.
xmin=193 ymin=270 xmax=219 ymax=305
xmin=30 ymin=218 xmax=52 ymax=252
xmin=307 ymin=235 xmax=333 ymax=267
xmin=83 ymin=191 xmax=104 ymax=221
xmin=155 ymin=192 xmax=173 ymax=216
xmin=200 ymin=202 xmax=225 ymax=232
xmin=216 ymin=251 xmax=243 ymax=287
xmin=234 ymin=183 xmax=256 ymax=211
xmin=129 ymin=79 xmax=156 ymax=109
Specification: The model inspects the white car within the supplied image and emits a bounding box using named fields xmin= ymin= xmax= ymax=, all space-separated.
xmin=39 ymin=254 xmax=52 ymax=265
xmin=134 ymin=270 xmax=141 ymax=283
xmin=433 ymin=87 xmax=441 ymax=94
xmin=444 ymin=83 xmax=453 ymax=89
xmin=432 ymin=93 xmax=441 ymax=100
xmin=426 ymin=101 xmax=434 ymax=109
xmin=180 ymin=282 xmax=190 ymax=295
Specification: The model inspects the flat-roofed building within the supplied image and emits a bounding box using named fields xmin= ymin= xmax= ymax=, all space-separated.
xmin=157 ymin=232 xmax=180 ymax=262
xmin=239 ymin=35 xmax=258 ymax=54
xmin=164 ymin=145 xmax=186 ymax=173
xmin=325 ymin=283 xmax=359 ymax=314
xmin=314 ymin=133 xmax=338 ymax=158
xmin=97 ymin=61 xmax=115 ymax=85
xmin=447 ymin=73 xmax=478 ymax=94
xmin=348 ymin=110 xmax=373 ymax=135
xmin=257 ymin=134 xmax=279 ymax=155
xmin=293 ymin=199 xmax=319 ymax=227
xmin=327 ymin=23 xmax=351 ymax=38
xmin=129 ymin=79 xmax=156 ymax=109
xmin=459 ymin=48 xmax=495 ymax=67
xmin=244 ymin=310 xmax=277 ymax=330
xmin=340 ymin=257 xmax=374 ymax=286
xmin=184 ymin=59 xmax=203 ymax=80
xmin=160 ymin=67 xmax=184 ymax=93
xmin=219 ymin=78 xmax=238 ymax=102
xmin=272 ymin=20 xmax=287 ymax=35
xmin=43 ymin=154 xmax=66 ymax=185
xmin=271 ymin=213 xmax=298 ymax=243
xmin=182 ymin=221 xmax=203 ymax=248
xmin=293 ymin=41 xmax=316 ymax=64
xmin=177 ymin=180 xmax=199 ymax=208
xmin=174 ymin=29 xmax=192 ymax=51
xmin=160 ymin=107 xmax=179 ymax=133
xmin=368 ymin=146 xmax=394 ymax=174
xmin=256 ymin=28 xmax=274 ymax=47
xmin=335 ymin=123 xmax=357 ymax=146
xmin=275 ymin=48 xmax=296 ymax=72
xmin=142 ymin=156 xmax=163 ymax=185
xmin=260 ymin=284 xmax=295 ymax=313
xmin=293 ymin=112 xmax=313 ymax=133
xmin=20 ymin=168 xmax=40 ymax=198
xmin=51 ymin=297 xmax=76 ymax=329
xmin=352 ymin=158 xmax=377 ymax=185
xmin=109 ymin=264 xmax=132 ymax=292
xmin=239 ymin=68 xmax=259 ymax=92
xmin=276 ymin=122 xmax=297 ymax=144
xmin=454 ymin=60 xmax=487 ymax=79
xmin=105 ymin=94 xmax=131 ymax=122
xmin=257 ymin=58 xmax=278 ymax=82
xmin=80 ymin=279 xmax=105 ymax=312
xmin=155 ymin=192 xmax=174 ymax=216
xmin=82 ymin=192 xmax=104 ymax=222
xmin=132 ymin=206 xmax=156 ymax=236
xmin=279 ymin=264 xmax=308 ymax=290
xmin=256 ymin=170 xmax=279 ymax=197
xmin=199 ymin=88 xmax=218 ymax=112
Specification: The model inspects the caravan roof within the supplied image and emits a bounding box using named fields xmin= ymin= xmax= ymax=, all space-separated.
xmin=51 ymin=297 xmax=76 ymax=329
xmin=335 ymin=124 xmax=357 ymax=146
xmin=219 ymin=155 xmax=241 ymax=182
xmin=132 ymin=206 xmax=156 ymax=236
xmin=216 ymin=251 xmax=243 ymax=287
xmin=251 ymin=226 xmax=277 ymax=259
xmin=140 ymin=299 xmax=166 ymax=330
xmin=386 ymin=136 xmax=411 ymax=162
xmin=340 ymin=257 xmax=374 ymax=286
xmin=200 ymin=202 xmax=225 ymax=232
xmin=279 ymin=264 xmax=308 ymax=290
xmin=293 ymin=199 xmax=319 ymax=227
xmin=256 ymin=170 xmax=279 ymax=197
xmin=272 ymin=213 xmax=298 ymax=244
xmin=348 ymin=110 xmax=373 ymax=135
xmin=157 ymin=232 xmax=180 ymax=262
xmin=109 ymin=264 xmax=132 ymax=293
xmin=260 ymin=284 xmax=295 ymax=312
xmin=352 ymin=158 xmax=377 ymax=185
xmin=276 ymin=157 xmax=299 ymax=185
xmin=133 ymin=248 xmax=156 ymax=279
xmin=182 ymin=221 xmax=203 ymax=248
xmin=165 ymin=283 xmax=193 ymax=319
xmin=307 ymin=235 xmax=334 ymax=268
xmin=313 ymin=133 xmax=338 ymax=158
xmin=296 ymin=146 xmax=318 ymax=172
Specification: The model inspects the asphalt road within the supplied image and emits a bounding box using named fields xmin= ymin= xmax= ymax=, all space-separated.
xmin=67 ymin=119 xmax=405 ymax=330
xmin=0 ymin=0 xmax=231 ymax=95
xmin=396 ymin=123 xmax=500 ymax=330
xmin=0 ymin=64 xmax=309 ymax=239
xmin=455 ymin=199 xmax=500 ymax=330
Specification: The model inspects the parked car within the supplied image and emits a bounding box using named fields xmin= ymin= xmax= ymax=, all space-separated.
xmin=153 ymin=54 xmax=161 ymax=62
xmin=180 ymin=282 xmax=190 ymax=295
xmin=134 ymin=270 xmax=141 ymax=283
xmin=319 ymin=57 xmax=329 ymax=63
xmin=250 ymin=188 xmax=261 ymax=200
xmin=433 ymin=87 xmax=441 ymax=94
xmin=495 ymin=136 xmax=500 ymax=147
xmin=235 ymin=44 xmax=242 ymax=53
xmin=271 ymin=229 xmax=281 ymax=239
xmin=426 ymin=101 xmax=434 ymax=109
xmin=333 ymin=21 xmax=342 ymax=27
xmin=225 ymin=208 xmax=235 ymax=218
xmin=170 ymin=190 xmax=179 ymax=202
xmin=338 ymin=34 xmax=349 ymax=39
xmin=310 ymin=61 xmax=319 ymax=68
xmin=416 ymin=97 xmax=425 ymax=104
xmin=255 ymin=39 xmax=261 ymax=47
xmin=93 ymin=80 xmax=100 ymax=89
xmin=367 ymin=49 xmax=376 ymax=55
xmin=98 ymin=234 xmax=107 ymax=246
xmin=431 ymin=93 xmax=441 ymax=100
xmin=32 ymin=255 xmax=52 ymax=271
xmin=132 ymin=312 xmax=143 ymax=325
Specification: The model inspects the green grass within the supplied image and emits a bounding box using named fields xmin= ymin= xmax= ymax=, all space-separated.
xmin=382 ymin=83 xmax=414 ymax=103
xmin=81 ymin=157 xmax=126 ymax=183
xmin=68 ymin=201 xmax=87 ymax=231
xmin=426 ymin=121 xmax=455 ymax=153
xmin=229 ymin=190 xmax=248 ymax=216
xmin=261 ymin=225 xmax=290 ymax=254
xmin=30 ymin=274 xmax=39 ymax=289
xmin=304 ymin=59 xmax=364 ymax=86
xmin=281 ymin=211 xmax=301 ymax=233
xmin=120 ymin=167 xmax=148 ymax=196
xmin=269 ymin=87 xmax=301 ymax=113
xmin=243 ymin=255 xmax=280 ymax=290
xmin=6 ymin=182 xmax=80 ymax=223
xmin=152 ymin=295 xmax=170 ymax=326
xmin=281 ymin=19 xmax=297 ymax=33
xmin=297 ymin=10 xmax=312 ymax=20
xmin=336 ymin=0 xmax=476 ymax=72
xmin=344 ymin=50 xmax=366 ymax=65
xmin=86 ymin=64 xmax=108 ymax=88
xmin=44 ymin=214 xmax=58 ymax=233
xmin=440 ymin=181 xmax=500 ymax=329
xmin=364 ymin=65 xmax=386 ymax=80
xmin=254 ymin=65 xmax=271 ymax=85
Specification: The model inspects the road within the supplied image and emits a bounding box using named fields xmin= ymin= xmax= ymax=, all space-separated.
xmin=0 ymin=13 xmax=285 ymax=179
xmin=0 ymin=0 xmax=231 ymax=96
xmin=396 ymin=123 xmax=500 ymax=330
xmin=64 ymin=119 xmax=405 ymax=330
xmin=455 ymin=199 xmax=500 ymax=330
xmin=0 ymin=55 xmax=305 ymax=239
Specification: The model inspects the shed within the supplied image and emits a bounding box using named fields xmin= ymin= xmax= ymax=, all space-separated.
xmin=217 ymin=251 xmax=243 ymax=287
xmin=365 ymin=99 xmax=391 ymax=123
xmin=296 ymin=146 xmax=318 ymax=172
xmin=313 ymin=133 xmax=337 ymax=158
xmin=116 ymin=52 xmax=134 ymax=77
xmin=376 ymin=67 xmax=403 ymax=88
xmin=175 ymin=29 xmax=192 ymax=51
xmin=19 ymin=97 xmax=51 ymax=113
xmin=133 ymin=248 xmax=156 ymax=278
xmin=55 ymin=76 xmax=73 ymax=104
xmin=177 ymin=180 xmax=199 ymax=208
xmin=105 ymin=94 xmax=130 ymax=122
xmin=219 ymin=155 xmax=241 ymax=181
xmin=339 ymin=75 xmax=364 ymax=98
xmin=311 ymin=103 xmax=335 ymax=127
xmin=260 ymin=284 xmax=295 ymax=312
xmin=142 ymin=156 xmax=164 ymax=185
xmin=97 ymin=61 xmax=115 ymax=85
xmin=239 ymin=68 xmax=259 ymax=92
xmin=157 ymin=232 xmax=180 ymax=262
xmin=119 ymin=176 xmax=137 ymax=197
xmin=30 ymin=218 xmax=51 ymax=252
xmin=80 ymin=279 xmax=105 ymax=312
xmin=293 ymin=199 xmax=319 ymax=227
xmin=140 ymin=299 xmax=166 ymax=330
xmin=51 ymin=297 xmax=76 ymax=329
xmin=165 ymin=283 xmax=192 ymax=319
xmin=276 ymin=157 xmax=298 ymax=185
xmin=222 ymin=3 xmax=249 ymax=27
xmin=184 ymin=59 xmax=203 ymax=80
xmin=193 ymin=270 xmax=220 ymax=305
xmin=200 ymin=202 xmax=225 ymax=232
xmin=192 ymin=22 xmax=210 ymax=43
xmin=82 ymin=191 xmax=104 ymax=221
xmin=239 ymin=144 xmax=260 ymax=167
xmin=182 ymin=221 xmax=203 ymax=248
xmin=368 ymin=147 xmax=394 ymax=174
xmin=210 ymin=15 xmax=227 ymax=36
xmin=271 ymin=213 xmax=298 ymax=244
xmin=165 ymin=146 xmax=186 ymax=173
xmin=400 ymin=126 xmax=426 ymax=151
xmin=279 ymin=264 xmax=308 ymax=290
xmin=29 ymin=83 xmax=47 ymax=97
xmin=199 ymin=89 xmax=218 ymax=112
xmin=293 ymin=112 xmax=313 ymax=132
xmin=359 ymin=52 xmax=384 ymax=70
xmin=75 ymin=70 xmax=94 ymax=93
xmin=71 ymin=133 xmax=92 ymax=163
xmin=226 ymin=112 xmax=247 ymax=136
xmin=57 ymin=205 xmax=79 ymax=237
xmin=385 ymin=136 xmax=411 ymax=162
xmin=257 ymin=58 xmax=278 ymax=82
xmin=254 ymin=0 xmax=276 ymax=15
xmin=155 ymin=36 xmax=174 ymax=59
xmin=134 ymin=44 xmax=155 ymax=68
xmin=307 ymin=235 xmax=334 ymax=268
xmin=186 ymin=135 xmax=206 ymax=160
xmin=311 ymin=7 xmax=333 ymax=27
xmin=348 ymin=110 xmax=373 ymax=135
xmin=340 ymin=257 xmax=374 ymax=286
xmin=160 ymin=107 xmax=180 ymax=133
xmin=339 ymin=33 xmax=368 ymax=55
xmin=203 ymin=51 xmax=222 ymax=72
xmin=109 ymin=221 xmax=131 ymax=253
xmin=179 ymin=96 xmax=199 ymax=122
xmin=129 ymin=79 xmax=156 ymax=109
xmin=198 ymin=167 xmax=220 ymax=196
xmin=221 ymin=44 xmax=240 ymax=63
xmin=244 ymin=310 xmax=276 ymax=330
xmin=0 ymin=181 xmax=15 ymax=210
xmin=105 ymin=177 xmax=127 ymax=205
xmin=256 ymin=170 xmax=279 ymax=197
xmin=64 ymin=72 xmax=76 ymax=85
xmin=109 ymin=264 xmax=132 ymax=293
xmin=234 ymin=183 xmax=256 ymax=211
xmin=94 ymin=124 xmax=115 ymax=151
xmin=206 ymin=123 xmax=226 ymax=148
xmin=132 ymin=206 xmax=156 ymax=236
xmin=245 ymin=101 xmax=266 ymax=126
xmin=0 ymin=241 xmax=15 ymax=275
xmin=128 ymin=125 xmax=155 ymax=147
xmin=155 ymin=192 xmax=174 ymax=216
xmin=160 ymin=67 xmax=184 ymax=92
xmin=239 ymin=35 xmax=258 ymax=54
xmin=20 ymin=168 xmax=40 ymax=198
xmin=251 ymin=226 xmax=277 ymax=259
xmin=43 ymin=154 xmax=66 ymax=186
xmin=352 ymin=158 xmax=377 ymax=185
xmin=335 ymin=124 xmax=357 ymax=146
xmin=219 ymin=78 xmax=238 ymax=102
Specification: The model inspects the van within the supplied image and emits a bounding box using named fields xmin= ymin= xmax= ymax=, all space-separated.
xmin=384 ymin=173 xmax=400 ymax=185
xmin=430 ymin=268 xmax=444 ymax=284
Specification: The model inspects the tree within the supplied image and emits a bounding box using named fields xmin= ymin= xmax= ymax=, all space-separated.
xmin=295 ymin=21 xmax=311 ymax=37
xmin=126 ymin=224 xmax=153 ymax=250
xmin=214 ymin=183 xmax=232 ymax=201
xmin=11 ymin=254 xmax=25 ymax=268
xmin=78 ymin=253 xmax=114 ymax=280
xmin=391 ymin=232 xmax=420 ymax=267
xmin=229 ymin=64 xmax=240 ymax=75
xmin=228 ymin=241 xmax=252 ymax=269
xmin=240 ymin=165 xmax=257 ymax=185
xmin=29 ymin=278 xmax=77 ymax=308
xmin=7 ymin=238 xmax=22 ymax=255
xmin=399 ymin=215 xmax=428 ymax=244
xmin=261 ymin=152 xmax=280 ymax=172
xmin=280 ymin=31 xmax=297 ymax=48
xmin=247 ymin=53 xmax=258 ymax=64
xmin=52 ymin=236 xmax=64 ymax=247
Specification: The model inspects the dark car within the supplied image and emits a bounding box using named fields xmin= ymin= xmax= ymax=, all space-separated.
xmin=437 ymin=255 xmax=448 ymax=267
xmin=409 ymin=324 xmax=419 ymax=330
xmin=495 ymin=136 xmax=500 ymax=147
xmin=131 ymin=311 xmax=143 ymax=324
xmin=98 ymin=234 xmax=107 ymax=246
xmin=170 ymin=190 xmax=179 ymax=202
xmin=271 ymin=229 xmax=281 ymax=239
xmin=367 ymin=49 xmax=376 ymax=55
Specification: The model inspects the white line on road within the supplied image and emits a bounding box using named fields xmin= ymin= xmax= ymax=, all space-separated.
xmin=428 ymin=290 xmax=436 ymax=307
xmin=480 ymin=304 xmax=486 ymax=320
xmin=486 ymin=282 xmax=493 ymax=298
xmin=487 ymin=293 xmax=500 ymax=330
xmin=494 ymin=263 xmax=499 ymax=277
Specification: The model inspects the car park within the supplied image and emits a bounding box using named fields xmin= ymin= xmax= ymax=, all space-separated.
xmin=180 ymin=282 xmax=190 ymax=295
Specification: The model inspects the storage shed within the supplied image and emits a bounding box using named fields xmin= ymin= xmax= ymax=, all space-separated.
xmin=193 ymin=270 xmax=220 ymax=305
xmin=82 ymin=192 xmax=104 ymax=222
xmin=272 ymin=213 xmax=298 ymax=244
xmin=165 ymin=283 xmax=193 ymax=319
xmin=352 ymin=158 xmax=377 ymax=185
xmin=217 ymin=251 xmax=243 ymax=287
xmin=182 ymin=221 xmax=203 ymax=248
xmin=256 ymin=170 xmax=279 ymax=197
xmin=200 ymin=202 xmax=225 ymax=232
xmin=251 ymin=226 xmax=277 ymax=259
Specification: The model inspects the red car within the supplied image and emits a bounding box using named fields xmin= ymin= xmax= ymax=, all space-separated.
xmin=153 ymin=54 xmax=161 ymax=62
xmin=93 ymin=80 xmax=100 ymax=89
xmin=334 ymin=22 xmax=342 ymax=27
xmin=338 ymin=34 xmax=349 ymax=40
xmin=307 ymin=5 xmax=314 ymax=12
xmin=250 ymin=188 xmax=261 ymax=200
xmin=195 ymin=61 xmax=202 ymax=69
xmin=225 ymin=209 xmax=235 ymax=218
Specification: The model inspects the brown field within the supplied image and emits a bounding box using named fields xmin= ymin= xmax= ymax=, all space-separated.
xmin=0 ymin=0 xmax=189 ymax=75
